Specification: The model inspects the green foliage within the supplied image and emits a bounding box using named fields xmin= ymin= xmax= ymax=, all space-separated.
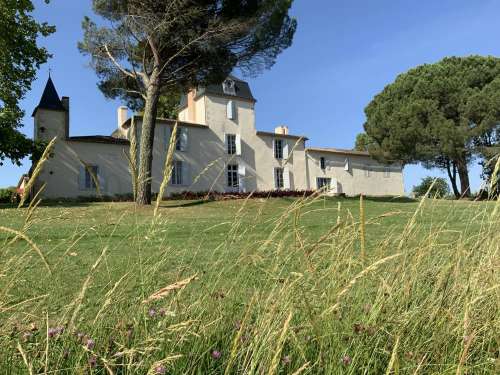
xmin=0 ymin=187 xmax=15 ymax=203
xmin=412 ymin=176 xmax=450 ymax=198
xmin=364 ymin=56 xmax=500 ymax=197
xmin=0 ymin=0 xmax=54 ymax=165
xmin=354 ymin=132 xmax=374 ymax=152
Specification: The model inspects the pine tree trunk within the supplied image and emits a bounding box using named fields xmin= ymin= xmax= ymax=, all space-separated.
xmin=446 ymin=160 xmax=460 ymax=199
xmin=136 ymin=73 xmax=161 ymax=205
xmin=456 ymin=157 xmax=471 ymax=198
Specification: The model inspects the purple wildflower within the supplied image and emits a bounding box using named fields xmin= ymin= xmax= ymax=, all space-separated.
xmin=148 ymin=308 xmax=157 ymax=317
xmin=282 ymin=355 xmax=291 ymax=365
xmin=86 ymin=338 xmax=95 ymax=350
xmin=211 ymin=350 xmax=222 ymax=360
xmin=88 ymin=355 xmax=97 ymax=368
xmin=342 ymin=355 xmax=352 ymax=366
xmin=155 ymin=365 xmax=167 ymax=374
xmin=48 ymin=328 xmax=58 ymax=338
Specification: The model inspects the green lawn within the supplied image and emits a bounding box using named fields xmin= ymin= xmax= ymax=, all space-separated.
xmin=0 ymin=197 xmax=498 ymax=374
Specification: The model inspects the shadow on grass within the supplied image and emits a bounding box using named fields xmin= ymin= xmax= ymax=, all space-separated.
xmin=159 ymin=199 xmax=213 ymax=209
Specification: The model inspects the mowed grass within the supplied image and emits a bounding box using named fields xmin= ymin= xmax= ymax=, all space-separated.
xmin=0 ymin=196 xmax=498 ymax=374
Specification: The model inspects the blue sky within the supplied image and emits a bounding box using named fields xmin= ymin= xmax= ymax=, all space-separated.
xmin=2 ymin=0 xmax=500 ymax=192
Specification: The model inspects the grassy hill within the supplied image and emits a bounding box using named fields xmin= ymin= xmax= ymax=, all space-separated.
xmin=0 ymin=196 xmax=498 ymax=374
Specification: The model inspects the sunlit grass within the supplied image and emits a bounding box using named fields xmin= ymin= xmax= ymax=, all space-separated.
xmin=0 ymin=196 xmax=498 ymax=374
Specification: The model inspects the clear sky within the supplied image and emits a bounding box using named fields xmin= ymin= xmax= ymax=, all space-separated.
xmin=2 ymin=0 xmax=500 ymax=192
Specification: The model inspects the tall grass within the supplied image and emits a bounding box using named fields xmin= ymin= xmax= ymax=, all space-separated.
xmin=0 ymin=194 xmax=498 ymax=374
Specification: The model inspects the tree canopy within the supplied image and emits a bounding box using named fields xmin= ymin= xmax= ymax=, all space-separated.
xmin=364 ymin=56 xmax=500 ymax=198
xmin=0 ymin=0 xmax=54 ymax=165
xmin=79 ymin=0 xmax=297 ymax=204
xmin=412 ymin=176 xmax=450 ymax=199
xmin=354 ymin=132 xmax=374 ymax=152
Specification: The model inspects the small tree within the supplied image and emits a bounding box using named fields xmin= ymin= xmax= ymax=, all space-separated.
xmin=354 ymin=132 xmax=374 ymax=152
xmin=365 ymin=56 xmax=500 ymax=199
xmin=0 ymin=0 xmax=54 ymax=166
xmin=79 ymin=0 xmax=297 ymax=205
xmin=412 ymin=177 xmax=450 ymax=198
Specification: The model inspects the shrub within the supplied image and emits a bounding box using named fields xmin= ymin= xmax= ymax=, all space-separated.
xmin=412 ymin=177 xmax=450 ymax=198
xmin=0 ymin=187 xmax=15 ymax=203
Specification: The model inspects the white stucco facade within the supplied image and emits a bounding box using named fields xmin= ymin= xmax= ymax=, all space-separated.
xmin=29 ymin=76 xmax=404 ymax=199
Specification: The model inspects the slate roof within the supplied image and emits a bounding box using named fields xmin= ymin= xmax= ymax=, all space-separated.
xmin=305 ymin=147 xmax=371 ymax=156
xmin=68 ymin=136 xmax=130 ymax=145
xmin=32 ymin=77 xmax=66 ymax=116
xmin=180 ymin=75 xmax=256 ymax=108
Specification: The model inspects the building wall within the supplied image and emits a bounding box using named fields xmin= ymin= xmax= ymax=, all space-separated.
xmin=306 ymin=150 xmax=405 ymax=196
xmin=33 ymin=90 xmax=405 ymax=199
xmin=35 ymin=140 xmax=132 ymax=198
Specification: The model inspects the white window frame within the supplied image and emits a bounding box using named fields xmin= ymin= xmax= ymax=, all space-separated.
xmin=227 ymin=164 xmax=239 ymax=189
xmin=174 ymin=127 xmax=188 ymax=152
xmin=223 ymin=79 xmax=236 ymax=95
xmin=274 ymin=139 xmax=284 ymax=159
xmin=320 ymin=157 xmax=326 ymax=170
xmin=275 ymin=167 xmax=284 ymax=190
xmin=227 ymin=100 xmax=235 ymax=120
xmin=226 ymin=134 xmax=237 ymax=155
xmin=317 ymin=177 xmax=331 ymax=190
xmin=171 ymin=160 xmax=184 ymax=185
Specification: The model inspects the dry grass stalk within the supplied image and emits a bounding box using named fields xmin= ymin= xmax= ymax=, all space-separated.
xmin=385 ymin=335 xmax=400 ymax=375
xmin=290 ymin=362 xmax=310 ymax=375
xmin=18 ymin=137 xmax=56 ymax=208
xmin=142 ymin=274 xmax=198 ymax=304
xmin=321 ymin=253 xmax=403 ymax=316
xmin=0 ymin=226 xmax=51 ymax=274
xmin=154 ymin=122 xmax=178 ymax=217
xmin=224 ymin=294 xmax=256 ymax=375
xmin=93 ymin=272 xmax=130 ymax=324
xmin=16 ymin=341 xmax=33 ymax=375
xmin=67 ymin=246 xmax=108 ymax=329
xmin=268 ymin=311 xmax=293 ymax=375
xmin=360 ymin=194 xmax=366 ymax=261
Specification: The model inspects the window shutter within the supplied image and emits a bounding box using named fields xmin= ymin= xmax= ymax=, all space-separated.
xmin=283 ymin=142 xmax=289 ymax=159
xmin=182 ymin=162 xmax=190 ymax=186
xmin=238 ymin=165 xmax=246 ymax=192
xmin=236 ymin=134 xmax=242 ymax=156
xmin=344 ymin=158 xmax=350 ymax=171
xmin=78 ymin=166 xmax=86 ymax=190
xmin=331 ymin=178 xmax=338 ymax=193
xmin=224 ymin=133 xmax=228 ymax=153
xmin=179 ymin=128 xmax=188 ymax=151
xmin=97 ymin=167 xmax=106 ymax=193
xmin=227 ymin=100 xmax=235 ymax=120
xmin=283 ymin=167 xmax=291 ymax=190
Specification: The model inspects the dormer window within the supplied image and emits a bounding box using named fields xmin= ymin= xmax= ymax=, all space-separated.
xmin=223 ymin=79 xmax=236 ymax=96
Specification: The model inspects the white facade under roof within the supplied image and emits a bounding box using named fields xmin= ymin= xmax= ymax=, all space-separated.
xmin=29 ymin=77 xmax=404 ymax=198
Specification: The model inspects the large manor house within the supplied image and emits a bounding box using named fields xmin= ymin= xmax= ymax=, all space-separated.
xmin=26 ymin=76 xmax=404 ymax=198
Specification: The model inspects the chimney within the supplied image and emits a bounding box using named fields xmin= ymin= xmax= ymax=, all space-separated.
xmin=275 ymin=125 xmax=289 ymax=135
xmin=61 ymin=96 xmax=70 ymax=138
xmin=117 ymin=106 xmax=128 ymax=128
xmin=187 ymin=90 xmax=196 ymax=123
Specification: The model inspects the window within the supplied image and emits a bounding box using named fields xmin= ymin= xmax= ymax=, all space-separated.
xmin=84 ymin=165 xmax=99 ymax=190
xmin=227 ymin=100 xmax=235 ymax=120
xmin=275 ymin=167 xmax=284 ymax=189
xmin=227 ymin=164 xmax=239 ymax=188
xmin=384 ymin=167 xmax=390 ymax=178
xmin=317 ymin=177 xmax=331 ymax=190
xmin=171 ymin=160 xmax=183 ymax=185
xmin=226 ymin=134 xmax=236 ymax=155
xmin=364 ymin=166 xmax=371 ymax=177
xmin=274 ymin=139 xmax=284 ymax=159
xmin=173 ymin=127 xmax=188 ymax=151
xmin=320 ymin=157 xmax=326 ymax=170
xmin=223 ymin=79 xmax=236 ymax=95
xmin=344 ymin=158 xmax=350 ymax=171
